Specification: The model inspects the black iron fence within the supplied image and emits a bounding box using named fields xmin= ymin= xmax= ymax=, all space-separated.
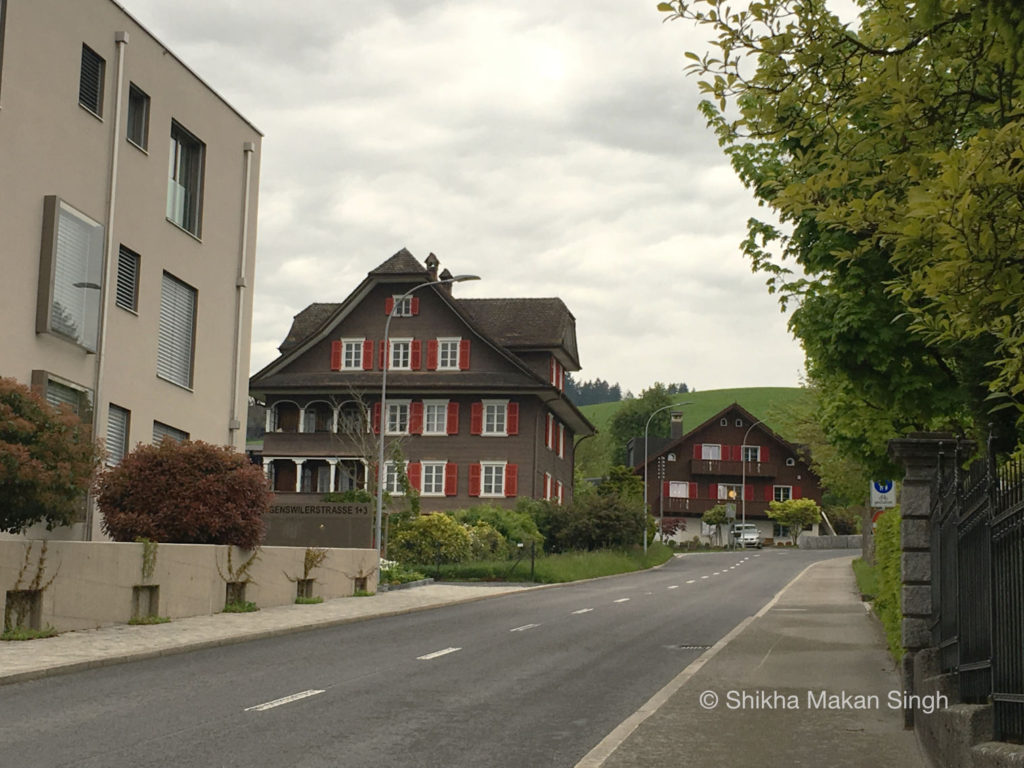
xmin=931 ymin=444 xmax=1024 ymax=743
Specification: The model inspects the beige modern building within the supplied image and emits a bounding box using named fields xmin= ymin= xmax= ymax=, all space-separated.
xmin=0 ymin=0 xmax=262 ymax=539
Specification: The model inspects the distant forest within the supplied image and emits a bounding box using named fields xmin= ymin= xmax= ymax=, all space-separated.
xmin=565 ymin=375 xmax=689 ymax=406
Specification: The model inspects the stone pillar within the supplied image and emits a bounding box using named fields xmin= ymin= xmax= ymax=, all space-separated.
xmin=265 ymin=407 xmax=274 ymax=433
xmin=327 ymin=459 xmax=338 ymax=493
xmin=888 ymin=433 xmax=964 ymax=728
xmin=294 ymin=459 xmax=305 ymax=493
xmin=297 ymin=407 xmax=307 ymax=433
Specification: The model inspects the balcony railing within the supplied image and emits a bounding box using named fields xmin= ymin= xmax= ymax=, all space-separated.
xmin=689 ymin=459 xmax=777 ymax=478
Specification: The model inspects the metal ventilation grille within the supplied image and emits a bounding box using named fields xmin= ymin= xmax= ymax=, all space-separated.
xmin=79 ymin=45 xmax=104 ymax=115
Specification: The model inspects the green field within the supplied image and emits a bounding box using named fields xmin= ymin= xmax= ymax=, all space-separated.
xmin=576 ymin=387 xmax=811 ymax=478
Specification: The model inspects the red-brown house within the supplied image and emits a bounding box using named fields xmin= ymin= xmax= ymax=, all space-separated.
xmin=634 ymin=403 xmax=825 ymax=541
xmin=249 ymin=250 xmax=595 ymax=511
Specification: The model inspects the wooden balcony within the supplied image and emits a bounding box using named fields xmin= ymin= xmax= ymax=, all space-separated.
xmin=689 ymin=459 xmax=778 ymax=478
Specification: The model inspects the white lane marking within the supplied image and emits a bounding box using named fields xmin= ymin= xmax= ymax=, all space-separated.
xmin=417 ymin=647 xmax=462 ymax=660
xmin=774 ymin=608 xmax=807 ymax=612
xmin=572 ymin=608 xmax=594 ymax=614
xmin=613 ymin=598 xmax=630 ymax=603
xmin=729 ymin=566 xmax=736 ymax=570
xmin=700 ymin=576 xmax=709 ymax=580
xmin=667 ymin=585 xmax=679 ymax=590
xmin=245 ymin=689 xmax=324 ymax=712
xmin=510 ymin=623 xmax=540 ymax=632
xmin=712 ymin=572 xmax=721 ymax=576
xmin=686 ymin=579 xmax=696 ymax=584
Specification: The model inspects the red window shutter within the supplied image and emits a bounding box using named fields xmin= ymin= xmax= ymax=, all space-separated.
xmin=407 ymin=462 xmax=421 ymax=492
xmin=470 ymin=402 xmax=483 ymax=435
xmin=793 ymin=486 xmax=803 ymax=499
xmin=444 ymin=463 xmax=458 ymax=496
xmin=384 ymin=297 xmax=394 ymax=315
xmin=744 ymin=484 xmax=753 ymax=501
xmin=693 ymin=444 xmax=702 ymax=460
xmin=446 ymin=402 xmax=460 ymax=434
xmin=662 ymin=481 xmax=670 ymax=498
xmin=427 ymin=340 xmax=438 ymax=370
xmin=733 ymin=445 xmax=743 ymax=462
xmin=709 ymin=484 xmax=718 ymax=500
xmin=764 ymin=485 xmax=774 ymax=502
xmin=507 ymin=402 xmax=519 ymax=435
xmin=459 ymin=339 xmax=471 ymax=370
xmin=372 ymin=403 xmax=381 ymax=435
xmin=469 ymin=463 xmax=481 ymax=496
xmin=721 ymin=445 xmax=730 ymax=461
xmin=411 ymin=340 xmax=422 ymax=370
xmin=363 ymin=340 xmax=374 ymax=370
xmin=410 ymin=296 xmax=420 ymax=315
xmin=378 ymin=341 xmax=386 ymax=369
xmin=761 ymin=445 xmax=770 ymax=462
xmin=330 ymin=341 xmax=342 ymax=371
xmin=689 ymin=482 xmax=697 ymax=499
xmin=505 ymin=464 xmax=518 ymax=497
xmin=409 ymin=401 xmax=424 ymax=435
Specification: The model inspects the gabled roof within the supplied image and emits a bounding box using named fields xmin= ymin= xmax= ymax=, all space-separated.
xmin=368 ymin=248 xmax=429 ymax=276
xmin=458 ymin=298 xmax=580 ymax=369
xmin=279 ymin=303 xmax=341 ymax=353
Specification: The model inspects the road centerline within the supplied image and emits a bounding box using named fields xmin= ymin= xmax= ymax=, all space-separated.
xmin=417 ymin=647 xmax=462 ymax=660
xmin=572 ymin=608 xmax=594 ymax=614
xmin=244 ymin=689 xmax=324 ymax=712
xmin=613 ymin=598 xmax=630 ymax=604
xmin=510 ymin=624 xmax=540 ymax=632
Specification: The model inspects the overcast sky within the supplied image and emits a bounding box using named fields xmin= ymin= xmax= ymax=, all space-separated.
xmin=120 ymin=0 xmax=808 ymax=394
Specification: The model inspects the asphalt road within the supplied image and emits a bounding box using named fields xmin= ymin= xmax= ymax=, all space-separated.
xmin=0 ymin=549 xmax=845 ymax=768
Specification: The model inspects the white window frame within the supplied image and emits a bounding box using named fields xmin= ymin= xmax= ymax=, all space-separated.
xmin=384 ymin=460 xmax=407 ymax=495
xmin=701 ymin=443 xmax=722 ymax=460
xmin=386 ymin=400 xmax=410 ymax=435
xmin=481 ymin=461 xmax=506 ymax=497
xmin=718 ymin=483 xmax=743 ymax=501
xmin=390 ymin=338 xmax=412 ymax=370
xmin=421 ymin=461 xmax=446 ymax=497
xmin=392 ymin=295 xmax=412 ymax=317
xmin=774 ymin=485 xmax=793 ymax=502
xmin=544 ymin=472 xmax=552 ymax=500
xmin=668 ymin=481 xmax=689 ymax=499
xmin=556 ymin=481 xmax=564 ymax=505
xmin=742 ymin=445 xmax=761 ymax=462
xmin=786 ymin=457 xmax=796 ymax=467
xmin=341 ymin=338 xmax=364 ymax=370
xmin=423 ymin=400 xmax=448 ymax=436
xmin=558 ymin=423 xmax=566 ymax=459
xmin=482 ymin=399 xmax=508 ymax=436
xmin=437 ymin=337 xmax=461 ymax=370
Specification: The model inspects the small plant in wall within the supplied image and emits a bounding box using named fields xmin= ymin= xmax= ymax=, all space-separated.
xmin=136 ymin=537 xmax=159 ymax=582
xmin=2 ymin=541 xmax=60 ymax=640
xmin=217 ymin=546 xmax=261 ymax=612
xmin=285 ymin=547 xmax=328 ymax=603
xmin=128 ymin=615 xmax=171 ymax=625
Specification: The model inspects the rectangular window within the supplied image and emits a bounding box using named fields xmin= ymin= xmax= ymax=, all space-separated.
xmin=423 ymin=401 xmax=448 ymax=436
xmin=701 ymin=444 xmax=721 ymax=460
xmin=437 ymin=338 xmax=460 ymax=370
xmin=718 ymin=483 xmax=743 ymax=501
xmin=342 ymin=339 xmax=363 ymax=369
xmin=157 ymin=272 xmax=197 ymax=389
xmin=115 ymin=245 xmax=140 ymax=312
xmin=558 ymin=423 xmax=565 ymax=459
xmin=390 ymin=339 xmax=411 ymax=370
xmin=167 ymin=121 xmax=205 ymax=236
xmin=386 ymin=401 xmax=410 ymax=435
xmin=742 ymin=445 xmax=761 ymax=463
xmin=44 ymin=376 xmax=92 ymax=419
xmin=126 ymin=83 xmax=150 ymax=149
xmin=668 ymin=481 xmax=689 ymax=499
xmin=79 ymin=44 xmax=104 ymax=116
xmin=384 ymin=461 xmax=406 ymax=495
xmin=152 ymin=421 xmax=188 ymax=444
xmin=774 ymin=485 xmax=793 ymax=502
xmin=106 ymin=405 xmax=130 ymax=466
xmin=37 ymin=197 xmax=105 ymax=352
xmin=481 ymin=462 xmax=505 ymax=497
xmin=422 ymin=462 xmax=446 ymax=496
xmin=392 ymin=296 xmax=412 ymax=317
xmin=483 ymin=400 xmax=507 ymax=436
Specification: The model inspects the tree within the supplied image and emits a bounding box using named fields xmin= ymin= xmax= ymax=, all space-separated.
xmin=607 ymin=384 xmax=674 ymax=465
xmin=598 ymin=465 xmax=644 ymax=501
xmin=96 ymin=440 xmax=270 ymax=548
xmin=661 ymin=0 xmax=1024 ymax=471
xmin=0 ymin=378 xmax=100 ymax=534
xmin=701 ymin=504 xmax=728 ymax=546
xmin=767 ymin=499 xmax=823 ymax=546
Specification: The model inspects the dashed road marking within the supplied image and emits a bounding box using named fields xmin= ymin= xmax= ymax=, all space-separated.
xmin=613 ymin=598 xmax=630 ymax=604
xmin=418 ymin=647 xmax=462 ymax=660
xmin=686 ymin=579 xmax=696 ymax=584
xmin=510 ymin=623 xmax=540 ymax=632
xmin=572 ymin=608 xmax=594 ymax=615
xmin=667 ymin=585 xmax=679 ymax=590
xmin=245 ymin=689 xmax=324 ymax=712
xmin=700 ymin=576 xmax=709 ymax=580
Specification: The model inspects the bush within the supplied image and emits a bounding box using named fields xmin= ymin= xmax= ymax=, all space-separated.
xmin=528 ymin=492 xmax=646 ymax=553
xmin=451 ymin=503 xmax=544 ymax=548
xmin=874 ymin=507 xmax=903 ymax=659
xmin=389 ymin=513 xmax=471 ymax=565
xmin=96 ymin=440 xmax=270 ymax=548
xmin=466 ymin=520 xmax=509 ymax=560
xmin=0 ymin=377 xmax=100 ymax=533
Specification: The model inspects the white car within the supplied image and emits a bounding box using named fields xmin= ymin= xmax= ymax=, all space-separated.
xmin=731 ymin=523 xmax=763 ymax=549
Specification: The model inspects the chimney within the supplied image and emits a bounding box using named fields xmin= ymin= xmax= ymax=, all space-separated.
xmin=439 ymin=267 xmax=454 ymax=295
xmin=425 ymin=252 xmax=439 ymax=281
xmin=670 ymin=411 xmax=684 ymax=439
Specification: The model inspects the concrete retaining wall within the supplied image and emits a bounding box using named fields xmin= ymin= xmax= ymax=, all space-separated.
xmin=0 ymin=540 xmax=378 ymax=632
xmin=799 ymin=534 xmax=863 ymax=550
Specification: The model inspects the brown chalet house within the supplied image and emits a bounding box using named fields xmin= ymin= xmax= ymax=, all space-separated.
xmin=249 ymin=250 xmax=595 ymax=511
xmin=634 ymin=403 xmax=825 ymax=542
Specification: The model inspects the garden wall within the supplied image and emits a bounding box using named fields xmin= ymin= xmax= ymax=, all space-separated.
xmin=0 ymin=540 xmax=378 ymax=632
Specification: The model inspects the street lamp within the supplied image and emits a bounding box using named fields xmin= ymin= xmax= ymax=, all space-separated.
xmin=375 ymin=274 xmax=480 ymax=562
xmin=642 ymin=401 xmax=693 ymax=553
xmin=740 ymin=419 xmax=764 ymax=534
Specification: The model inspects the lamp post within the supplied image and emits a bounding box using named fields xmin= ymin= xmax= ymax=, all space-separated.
xmin=375 ymin=274 xmax=480 ymax=562
xmin=740 ymin=419 xmax=764 ymax=534
xmin=642 ymin=400 xmax=693 ymax=553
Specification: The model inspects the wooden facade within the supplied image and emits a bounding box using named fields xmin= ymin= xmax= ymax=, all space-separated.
xmin=249 ymin=250 xmax=594 ymax=512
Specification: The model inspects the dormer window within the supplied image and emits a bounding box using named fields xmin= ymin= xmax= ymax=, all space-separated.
xmin=385 ymin=295 xmax=418 ymax=316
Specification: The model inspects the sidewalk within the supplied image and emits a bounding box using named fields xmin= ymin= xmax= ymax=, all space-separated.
xmin=580 ymin=556 xmax=928 ymax=767
xmin=0 ymin=582 xmax=530 ymax=685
